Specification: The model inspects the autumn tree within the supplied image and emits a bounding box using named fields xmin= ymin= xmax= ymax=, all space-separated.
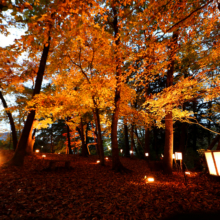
xmin=4 ymin=0 xmax=96 ymax=166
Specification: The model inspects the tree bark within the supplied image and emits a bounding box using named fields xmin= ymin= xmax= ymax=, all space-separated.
xmin=111 ymin=6 xmax=127 ymax=172
xmin=94 ymin=108 xmax=104 ymax=165
xmin=50 ymin=123 xmax=53 ymax=153
xmin=66 ymin=118 xmax=73 ymax=154
xmin=164 ymin=31 xmax=178 ymax=174
xmin=26 ymin=124 xmax=35 ymax=155
xmin=77 ymin=117 xmax=88 ymax=157
xmin=130 ymin=125 xmax=135 ymax=156
xmin=164 ymin=111 xmax=173 ymax=174
xmin=134 ymin=127 xmax=143 ymax=150
xmin=153 ymin=127 xmax=159 ymax=158
xmin=124 ymin=120 xmax=130 ymax=158
xmin=92 ymin=122 xmax=99 ymax=155
xmin=85 ymin=123 xmax=91 ymax=155
xmin=0 ymin=91 xmax=17 ymax=151
xmin=144 ymin=128 xmax=150 ymax=156
xmin=5 ymin=37 xmax=51 ymax=166
xmin=192 ymin=101 xmax=197 ymax=151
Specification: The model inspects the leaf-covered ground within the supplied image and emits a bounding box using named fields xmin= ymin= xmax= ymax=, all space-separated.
xmin=0 ymin=149 xmax=220 ymax=220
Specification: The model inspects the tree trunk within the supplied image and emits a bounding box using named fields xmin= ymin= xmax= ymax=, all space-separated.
xmin=164 ymin=112 xmax=173 ymax=174
xmin=0 ymin=91 xmax=17 ymax=151
xmin=85 ymin=123 xmax=90 ymax=155
xmin=5 ymin=37 xmax=51 ymax=166
xmin=92 ymin=122 xmax=99 ymax=155
xmin=130 ymin=125 xmax=135 ymax=156
xmin=207 ymin=101 xmax=212 ymax=145
xmin=50 ymin=124 xmax=53 ymax=153
xmin=153 ymin=127 xmax=159 ymax=158
xmin=134 ymin=127 xmax=143 ymax=150
xmin=94 ymin=108 xmax=104 ymax=165
xmin=192 ymin=101 xmax=197 ymax=151
xmin=26 ymin=124 xmax=36 ymax=155
xmin=179 ymin=122 xmax=187 ymax=158
xmin=164 ymin=31 xmax=178 ymax=174
xmin=77 ymin=117 xmax=88 ymax=157
xmin=131 ymin=125 xmax=138 ymax=156
xmin=66 ymin=144 xmax=69 ymax=154
xmin=111 ymin=6 xmax=127 ymax=172
xmin=66 ymin=119 xmax=73 ymax=154
xmin=145 ymin=128 xmax=150 ymax=156
xmin=124 ymin=120 xmax=130 ymax=158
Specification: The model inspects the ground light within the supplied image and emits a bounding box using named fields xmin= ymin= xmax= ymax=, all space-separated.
xmin=96 ymin=160 xmax=100 ymax=163
xmin=174 ymin=152 xmax=183 ymax=171
xmin=205 ymin=151 xmax=220 ymax=176
xmin=105 ymin=157 xmax=108 ymax=160
xmin=35 ymin=149 xmax=40 ymax=153
xmin=42 ymin=155 xmax=46 ymax=158
xmin=144 ymin=176 xmax=155 ymax=183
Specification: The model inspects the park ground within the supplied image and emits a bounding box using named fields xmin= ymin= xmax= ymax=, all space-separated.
xmin=0 ymin=149 xmax=220 ymax=220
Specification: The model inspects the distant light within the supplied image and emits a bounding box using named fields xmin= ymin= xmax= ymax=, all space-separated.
xmin=185 ymin=172 xmax=190 ymax=175
xmin=147 ymin=177 xmax=154 ymax=182
xmin=161 ymin=154 xmax=164 ymax=157
xmin=145 ymin=153 xmax=149 ymax=157
xmin=42 ymin=155 xmax=46 ymax=158
xmin=35 ymin=149 xmax=40 ymax=153
xmin=205 ymin=151 xmax=220 ymax=176
xmin=97 ymin=160 xmax=100 ymax=163
xmin=175 ymin=152 xmax=182 ymax=160
xmin=120 ymin=149 xmax=123 ymax=153
xmin=130 ymin=150 xmax=133 ymax=154
xmin=105 ymin=157 xmax=108 ymax=160
xmin=41 ymin=146 xmax=43 ymax=148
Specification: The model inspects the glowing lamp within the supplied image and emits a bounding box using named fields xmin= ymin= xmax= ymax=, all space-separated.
xmin=35 ymin=149 xmax=40 ymax=153
xmin=205 ymin=151 xmax=220 ymax=176
xmin=96 ymin=160 xmax=100 ymax=163
xmin=147 ymin=177 xmax=154 ymax=182
xmin=120 ymin=149 xmax=123 ymax=153
xmin=145 ymin=153 xmax=149 ymax=157
xmin=42 ymin=155 xmax=46 ymax=158
xmin=130 ymin=150 xmax=133 ymax=154
xmin=175 ymin=152 xmax=182 ymax=160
